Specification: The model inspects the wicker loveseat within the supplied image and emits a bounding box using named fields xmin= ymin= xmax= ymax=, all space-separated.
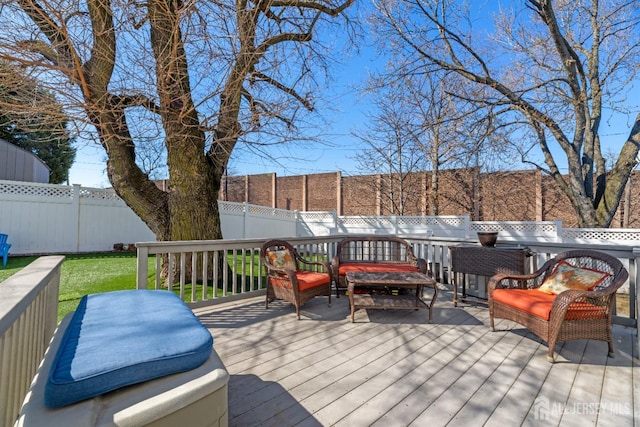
xmin=331 ymin=236 xmax=427 ymax=297
xmin=488 ymin=250 xmax=628 ymax=362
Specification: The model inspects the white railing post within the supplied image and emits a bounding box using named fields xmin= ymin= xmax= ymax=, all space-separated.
xmin=633 ymin=247 xmax=640 ymax=316
xmin=137 ymin=245 xmax=149 ymax=289
xmin=243 ymin=202 xmax=250 ymax=239
xmin=463 ymin=214 xmax=471 ymax=238
xmin=72 ymin=184 xmax=82 ymax=252
xmin=633 ymin=247 xmax=640 ymax=359
xmin=554 ymin=219 xmax=564 ymax=243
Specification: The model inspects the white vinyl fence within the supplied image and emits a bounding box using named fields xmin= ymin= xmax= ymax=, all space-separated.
xmin=2 ymin=180 xmax=640 ymax=255
xmin=219 ymin=201 xmax=297 ymax=239
xmin=0 ymin=180 xmax=155 ymax=255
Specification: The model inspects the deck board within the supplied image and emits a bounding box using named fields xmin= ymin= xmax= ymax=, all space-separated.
xmin=194 ymin=286 xmax=638 ymax=427
xmin=457 ymin=336 xmax=542 ymax=425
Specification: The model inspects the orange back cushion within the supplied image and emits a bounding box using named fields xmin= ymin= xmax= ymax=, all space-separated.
xmin=267 ymin=249 xmax=296 ymax=271
xmin=538 ymin=260 xmax=609 ymax=295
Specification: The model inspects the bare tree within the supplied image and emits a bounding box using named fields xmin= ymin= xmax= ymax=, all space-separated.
xmin=0 ymin=0 xmax=354 ymax=244
xmin=372 ymin=0 xmax=640 ymax=227
xmin=352 ymin=82 xmax=428 ymax=215
xmin=401 ymin=72 xmax=500 ymax=216
xmin=358 ymin=64 xmax=513 ymax=217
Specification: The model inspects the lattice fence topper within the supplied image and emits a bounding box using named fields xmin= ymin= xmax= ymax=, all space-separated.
xmin=397 ymin=217 xmax=425 ymax=225
xmin=471 ymin=221 xmax=557 ymax=233
xmin=218 ymin=201 xmax=246 ymax=213
xmin=248 ymin=205 xmax=297 ymax=219
xmin=0 ymin=181 xmax=73 ymax=199
xmin=396 ymin=216 xmax=467 ymax=226
xmin=336 ymin=215 xmax=467 ymax=228
xmin=564 ymin=228 xmax=640 ymax=241
xmin=298 ymin=211 xmax=336 ymax=220
xmin=79 ymin=188 xmax=121 ymax=201
xmin=339 ymin=216 xmax=395 ymax=226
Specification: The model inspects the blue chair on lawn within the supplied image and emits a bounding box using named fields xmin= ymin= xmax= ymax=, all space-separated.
xmin=1 ymin=233 xmax=11 ymax=266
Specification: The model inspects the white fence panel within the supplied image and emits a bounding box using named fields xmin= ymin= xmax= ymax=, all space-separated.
xmin=78 ymin=194 xmax=155 ymax=252
xmin=218 ymin=202 xmax=297 ymax=239
xmin=336 ymin=215 xmax=396 ymax=234
xmin=411 ymin=215 xmax=470 ymax=238
xmin=245 ymin=204 xmax=297 ymax=238
xmin=3 ymin=180 xmax=640 ymax=255
xmin=0 ymin=181 xmax=154 ymax=254
xmin=330 ymin=215 xmax=469 ymax=238
xmin=0 ymin=181 xmax=76 ymax=254
xmin=470 ymin=220 xmax=561 ymax=242
xmin=562 ymin=228 xmax=640 ymax=245
xmin=297 ymin=211 xmax=337 ymax=237
xmin=219 ymin=201 xmax=246 ymax=239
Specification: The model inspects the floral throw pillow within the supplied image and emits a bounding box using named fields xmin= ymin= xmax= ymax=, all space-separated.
xmin=268 ymin=249 xmax=297 ymax=271
xmin=538 ymin=260 xmax=609 ymax=295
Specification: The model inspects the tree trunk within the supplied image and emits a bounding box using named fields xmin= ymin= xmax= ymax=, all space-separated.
xmin=12 ymin=0 xmax=354 ymax=256
xmin=430 ymin=160 xmax=439 ymax=216
xmin=147 ymin=0 xmax=222 ymax=243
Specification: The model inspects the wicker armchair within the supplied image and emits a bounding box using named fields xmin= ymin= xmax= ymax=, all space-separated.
xmin=260 ymin=239 xmax=332 ymax=319
xmin=488 ymin=250 xmax=628 ymax=362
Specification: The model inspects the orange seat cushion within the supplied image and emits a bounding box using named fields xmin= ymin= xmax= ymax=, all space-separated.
xmin=492 ymin=289 xmax=607 ymax=321
xmin=295 ymin=271 xmax=331 ymax=291
xmin=339 ymin=263 xmax=419 ymax=276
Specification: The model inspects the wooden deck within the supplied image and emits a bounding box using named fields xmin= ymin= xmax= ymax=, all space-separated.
xmin=194 ymin=285 xmax=639 ymax=427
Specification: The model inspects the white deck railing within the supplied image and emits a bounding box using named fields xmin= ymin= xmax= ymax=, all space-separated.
xmin=136 ymin=236 xmax=640 ymax=322
xmin=136 ymin=237 xmax=344 ymax=307
xmin=136 ymin=234 xmax=640 ymax=362
xmin=0 ymin=256 xmax=64 ymax=427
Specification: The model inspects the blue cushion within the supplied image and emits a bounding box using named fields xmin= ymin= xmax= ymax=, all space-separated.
xmin=45 ymin=290 xmax=213 ymax=408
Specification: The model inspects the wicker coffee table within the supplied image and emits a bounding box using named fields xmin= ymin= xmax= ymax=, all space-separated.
xmin=345 ymin=271 xmax=438 ymax=323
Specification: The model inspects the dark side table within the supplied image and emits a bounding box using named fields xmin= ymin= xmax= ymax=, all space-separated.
xmin=450 ymin=245 xmax=531 ymax=306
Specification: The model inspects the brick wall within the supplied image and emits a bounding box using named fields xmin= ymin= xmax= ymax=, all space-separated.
xmin=277 ymin=175 xmax=303 ymax=211
xmin=248 ymin=173 xmax=274 ymax=207
xmin=342 ymin=174 xmax=379 ymax=215
xmin=541 ymin=175 xmax=576 ymax=226
xmin=220 ymin=169 xmax=640 ymax=227
xmin=480 ymin=170 xmax=538 ymax=221
xmin=307 ymin=172 xmax=339 ymax=211
xmin=431 ymin=169 xmax=477 ymax=217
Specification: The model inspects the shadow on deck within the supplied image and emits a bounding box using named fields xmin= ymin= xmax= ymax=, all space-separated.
xmin=194 ymin=285 xmax=638 ymax=427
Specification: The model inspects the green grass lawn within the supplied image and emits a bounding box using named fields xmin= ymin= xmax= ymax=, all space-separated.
xmin=0 ymin=251 xmax=269 ymax=321
xmin=57 ymin=252 xmax=155 ymax=320
xmin=1 ymin=252 xmax=154 ymax=321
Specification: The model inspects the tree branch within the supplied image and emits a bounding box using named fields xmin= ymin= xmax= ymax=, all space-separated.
xmin=252 ymin=71 xmax=314 ymax=111
xmin=110 ymin=94 xmax=162 ymax=115
xmin=265 ymin=0 xmax=355 ymax=17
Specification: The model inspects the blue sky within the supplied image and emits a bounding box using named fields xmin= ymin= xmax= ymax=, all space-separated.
xmin=68 ymin=44 xmax=378 ymax=188
xmin=68 ymin=60 xmax=636 ymax=189
xmin=66 ymin=3 xmax=639 ymax=188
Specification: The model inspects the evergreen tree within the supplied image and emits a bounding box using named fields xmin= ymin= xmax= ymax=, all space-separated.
xmin=0 ymin=62 xmax=75 ymax=184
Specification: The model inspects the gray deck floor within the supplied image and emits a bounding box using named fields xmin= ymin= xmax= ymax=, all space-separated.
xmin=194 ymin=285 xmax=639 ymax=427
